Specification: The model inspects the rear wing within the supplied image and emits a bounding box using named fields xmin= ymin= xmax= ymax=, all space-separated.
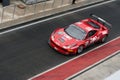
xmin=90 ymin=14 xmax=112 ymax=29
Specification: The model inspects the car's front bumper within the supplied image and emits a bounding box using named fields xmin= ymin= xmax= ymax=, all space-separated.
xmin=48 ymin=38 xmax=77 ymax=55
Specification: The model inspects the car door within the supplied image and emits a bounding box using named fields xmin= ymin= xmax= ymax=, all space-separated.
xmin=85 ymin=30 xmax=98 ymax=47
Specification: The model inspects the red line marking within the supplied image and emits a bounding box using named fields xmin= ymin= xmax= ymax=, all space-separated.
xmin=31 ymin=37 xmax=120 ymax=80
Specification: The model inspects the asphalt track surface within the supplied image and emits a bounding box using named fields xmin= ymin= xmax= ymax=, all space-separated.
xmin=0 ymin=1 xmax=120 ymax=80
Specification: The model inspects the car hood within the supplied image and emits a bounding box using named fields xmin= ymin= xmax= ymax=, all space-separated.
xmin=52 ymin=28 xmax=80 ymax=48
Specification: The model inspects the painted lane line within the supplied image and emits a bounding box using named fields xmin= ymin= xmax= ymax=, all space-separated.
xmin=0 ymin=0 xmax=115 ymax=35
xmin=28 ymin=36 xmax=120 ymax=80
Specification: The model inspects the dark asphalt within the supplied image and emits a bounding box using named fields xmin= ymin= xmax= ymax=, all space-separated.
xmin=0 ymin=1 xmax=120 ymax=80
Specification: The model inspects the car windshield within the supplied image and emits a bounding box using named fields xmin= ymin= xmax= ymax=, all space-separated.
xmin=65 ymin=24 xmax=86 ymax=40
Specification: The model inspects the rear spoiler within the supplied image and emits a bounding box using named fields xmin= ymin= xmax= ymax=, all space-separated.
xmin=90 ymin=14 xmax=112 ymax=29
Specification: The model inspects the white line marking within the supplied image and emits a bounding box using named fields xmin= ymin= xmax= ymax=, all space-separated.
xmin=66 ymin=50 xmax=120 ymax=80
xmin=0 ymin=0 xmax=115 ymax=35
xmin=28 ymin=36 xmax=120 ymax=80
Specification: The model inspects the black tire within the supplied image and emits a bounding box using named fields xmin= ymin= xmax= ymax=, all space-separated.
xmin=101 ymin=35 xmax=108 ymax=43
xmin=77 ymin=46 xmax=83 ymax=54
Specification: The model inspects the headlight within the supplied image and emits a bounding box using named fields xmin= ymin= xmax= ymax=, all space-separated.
xmin=51 ymin=31 xmax=56 ymax=41
xmin=51 ymin=35 xmax=55 ymax=41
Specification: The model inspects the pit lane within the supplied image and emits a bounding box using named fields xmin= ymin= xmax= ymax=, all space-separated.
xmin=0 ymin=0 xmax=120 ymax=80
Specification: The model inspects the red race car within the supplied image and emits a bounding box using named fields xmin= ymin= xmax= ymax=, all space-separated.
xmin=49 ymin=14 xmax=112 ymax=55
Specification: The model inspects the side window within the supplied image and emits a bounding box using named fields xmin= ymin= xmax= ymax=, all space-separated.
xmin=88 ymin=30 xmax=97 ymax=37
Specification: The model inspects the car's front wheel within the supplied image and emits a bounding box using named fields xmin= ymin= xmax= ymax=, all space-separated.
xmin=77 ymin=46 xmax=83 ymax=54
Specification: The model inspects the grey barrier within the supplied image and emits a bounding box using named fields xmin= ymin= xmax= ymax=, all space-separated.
xmin=0 ymin=0 xmax=104 ymax=23
xmin=0 ymin=0 xmax=72 ymax=23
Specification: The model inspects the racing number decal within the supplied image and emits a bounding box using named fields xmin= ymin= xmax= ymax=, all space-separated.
xmin=85 ymin=36 xmax=99 ymax=47
xmin=90 ymin=36 xmax=98 ymax=44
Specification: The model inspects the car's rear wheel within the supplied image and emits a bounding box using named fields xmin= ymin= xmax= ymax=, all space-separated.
xmin=77 ymin=46 xmax=83 ymax=54
xmin=101 ymin=35 xmax=108 ymax=43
